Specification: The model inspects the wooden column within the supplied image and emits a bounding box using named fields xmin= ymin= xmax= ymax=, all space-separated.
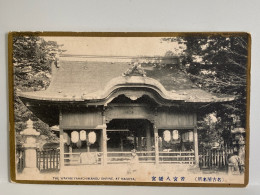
xmin=100 ymin=131 xmax=103 ymax=152
xmin=102 ymin=128 xmax=107 ymax=165
xmin=59 ymin=111 xmax=64 ymax=170
xmin=87 ymin=143 xmax=90 ymax=152
xmin=154 ymin=124 xmax=159 ymax=165
xmin=69 ymin=145 xmax=72 ymax=165
xmin=60 ymin=128 xmax=64 ymax=170
xmin=193 ymin=126 xmax=199 ymax=166
xmin=102 ymin=111 xmax=107 ymax=165
xmin=146 ymin=122 xmax=152 ymax=151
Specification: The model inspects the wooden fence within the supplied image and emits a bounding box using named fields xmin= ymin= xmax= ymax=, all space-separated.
xmin=64 ymin=152 xmax=103 ymax=165
xmin=159 ymin=151 xmax=195 ymax=164
xmin=63 ymin=151 xmax=195 ymax=165
xmin=107 ymin=151 xmax=156 ymax=164
xmin=199 ymin=149 xmax=233 ymax=171
xmin=37 ymin=149 xmax=60 ymax=172
xmin=18 ymin=148 xmax=234 ymax=172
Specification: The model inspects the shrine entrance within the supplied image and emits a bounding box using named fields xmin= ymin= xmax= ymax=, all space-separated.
xmin=107 ymin=119 xmax=154 ymax=152
xmin=106 ymin=119 xmax=155 ymax=164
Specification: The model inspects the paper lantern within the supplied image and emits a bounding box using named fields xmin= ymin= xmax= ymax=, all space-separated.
xmin=163 ymin=130 xmax=171 ymax=142
xmin=71 ymin=131 xmax=79 ymax=143
xmin=63 ymin=132 xmax=70 ymax=145
xmin=172 ymin=130 xmax=179 ymax=140
xmin=80 ymin=130 xmax=87 ymax=141
xmin=88 ymin=131 xmax=96 ymax=144
xmin=188 ymin=131 xmax=194 ymax=142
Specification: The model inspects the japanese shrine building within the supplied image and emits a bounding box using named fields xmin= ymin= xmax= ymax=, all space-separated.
xmin=18 ymin=57 xmax=234 ymax=169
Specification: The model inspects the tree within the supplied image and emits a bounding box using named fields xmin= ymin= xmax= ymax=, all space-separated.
xmin=162 ymin=35 xmax=249 ymax=149
xmin=162 ymin=35 xmax=248 ymax=126
xmin=13 ymin=36 xmax=64 ymax=145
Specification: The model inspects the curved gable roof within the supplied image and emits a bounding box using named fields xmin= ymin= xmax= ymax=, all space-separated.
xmin=18 ymin=60 xmax=235 ymax=103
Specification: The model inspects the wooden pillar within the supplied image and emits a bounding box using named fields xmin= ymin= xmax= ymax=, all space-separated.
xmin=193 ymin=126 xmax=199 ymax=166
xmin=69 ymin=145 xmax=72 ymax=165
xmin=87 ymin=143 xmax=90 ymax=152
xmin=100 ymin=131 xmax=103 ymax=152
xmin=59 ymin=129 xmax=64 ymax=169
xmin=102 ymin=111 xmax=107 ymax=165
xmin=154 ymin=124 xmax=159 ymax=165
xmin=59 ymin=111 xmax=64 ymax=170
xmin=102 ymin=128 xmax=107 ymax=165
xmin=146 ymin=122 xmax=152 ymax=151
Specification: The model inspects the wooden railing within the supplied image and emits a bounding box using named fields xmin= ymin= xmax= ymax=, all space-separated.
xmin=199 ymin=149 xmax=233 ymax=170
xmin=37 ymin=149 xmax=60 ymax=172
xmin=107 ymin=151 xmax=155 ymax=164
xmin=21 ymin=148 xmax=235 ymax=171
xmin=64 ymin=152 xmax=103 ymax=165
xmin=136 ymin=151 xmax=156 ymax=163
xmin=63 ymin=151 xmax=155 ymax=165
xmin=63 ymin=151 xmax=195 ymax=165
xmin=20 ymin=147 xmax=235 ymax=171
xmin=159 ymin=151 xmax=195 ymax=164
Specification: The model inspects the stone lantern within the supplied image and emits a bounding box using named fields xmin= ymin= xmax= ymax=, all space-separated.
xmin=231 ymin=122 xmax=245 ymax=166
xmin=20 ymin=119 xmax=40 ymax=174
xmin=231 ymin=118 xmax=245 ymax=150
xmin=228 ymin=118 xmax=245 ymax=174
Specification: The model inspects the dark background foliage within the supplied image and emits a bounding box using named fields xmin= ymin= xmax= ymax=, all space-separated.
xmin=13 ymin=36 xmax=64 ymax=145
xmin=162 ymin=35 xmax=248 ymax=149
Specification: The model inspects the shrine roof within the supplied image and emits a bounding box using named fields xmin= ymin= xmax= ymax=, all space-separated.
xmin=18 ymin=60 xmax=235 ymax=103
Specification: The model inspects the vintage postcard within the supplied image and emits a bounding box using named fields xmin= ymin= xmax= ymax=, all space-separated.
xmin=9 ymin=32 xmax=250 ymax=187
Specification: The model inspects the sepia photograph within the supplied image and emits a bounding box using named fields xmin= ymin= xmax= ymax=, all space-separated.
xmin=9 ymin=32 xmax=250 ymax=186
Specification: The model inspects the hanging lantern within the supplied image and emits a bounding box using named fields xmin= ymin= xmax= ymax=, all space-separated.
xmin=63 ymin=132 xmax=70 ymax=145
xmin=71 ymin=131 xmax=79 ymax=143
xmin=163 ymin=130 xmax=171 ymax=142
xmin=88 ymin=131 xmax=96 ymax=144
xmin=80 ymin=130 xmax=87 ymax=141
xmin=188 ymin=131 xmax=194 ymax=142
xmin=172 ymin=130 xmax=179 ymax=140
xmin=76 ymin=139 xmax=82 ymax=148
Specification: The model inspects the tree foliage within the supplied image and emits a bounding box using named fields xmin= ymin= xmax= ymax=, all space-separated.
xmin=13 ymin=36 xmax=63 ymax=145
xmin=163 ymin=35 xmax=248 ymax=124
xmin=162 ymin=35 xmax=249 ymax=149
